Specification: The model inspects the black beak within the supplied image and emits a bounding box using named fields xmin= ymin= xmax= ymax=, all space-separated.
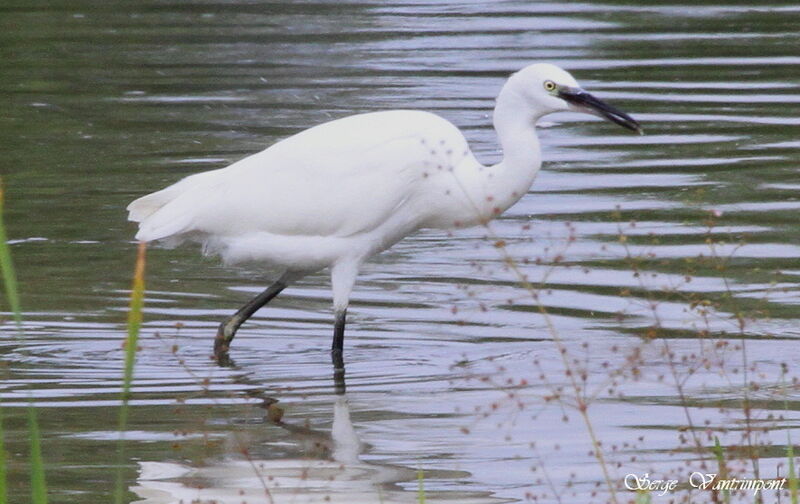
xmin=558 ymin=87 xmax=642 ymax=134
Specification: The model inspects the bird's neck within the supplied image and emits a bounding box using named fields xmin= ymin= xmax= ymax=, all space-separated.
xmin=486 ymin=84 xmax=543 ymax=214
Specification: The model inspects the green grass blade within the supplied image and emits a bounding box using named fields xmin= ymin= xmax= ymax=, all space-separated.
xmin=788 ymin=435 xmax=797 ymax=504
xmin=634 ymin=490 xmax=651 ymax=504
xmin=0 ymin=407 xmax=6 ymax=504
xmin=122 ymin=242 xmax=146 ymax=389
xmin=712 ymin=436 xmax=730 ymax=504
xmin=0 ymin=178 xmax=22 ymax=328
xmin=29 ymin=407 xmax=46 ymax=504
xmin=712 ymin=436 xmax=726 ymax=476
xmin=114 ymin=242 xmax=147 ymax=504
xmin=417 ymin=468 xmax=426 ymax=504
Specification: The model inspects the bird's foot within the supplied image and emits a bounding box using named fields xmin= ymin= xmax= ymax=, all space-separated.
xmin=213 ymin=322 xmax=234 ymax=366
xmin=213 ymin=348 xmax=233 ymax=367
xmin=214 ymin=349 xmax=234 ymax=367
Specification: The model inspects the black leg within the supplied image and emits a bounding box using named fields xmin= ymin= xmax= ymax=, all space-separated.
xmin=331 ymin=309 xmax=346 ymax=370
xmin=332 ymin=357 xmax=346 ymax=395
xmin=214 ymin=280 xmax=287 ymax=360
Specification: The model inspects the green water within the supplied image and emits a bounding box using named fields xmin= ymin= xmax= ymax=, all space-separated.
xmin=1 ymin=1 xmax=799 ymax=502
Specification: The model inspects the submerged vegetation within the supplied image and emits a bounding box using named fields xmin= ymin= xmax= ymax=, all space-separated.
xmin=454 ymin=206 xmax=800 ymax=503
xmin=0 ymin=178 xmax=47 ymax=503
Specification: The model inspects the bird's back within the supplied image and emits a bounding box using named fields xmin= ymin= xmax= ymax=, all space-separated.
xmin=128 ymin=110 xmax=477 ymax=264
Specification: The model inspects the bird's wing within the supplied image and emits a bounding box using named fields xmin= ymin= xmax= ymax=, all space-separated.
xmin=131 ymin=110 xmax=470 ymax=242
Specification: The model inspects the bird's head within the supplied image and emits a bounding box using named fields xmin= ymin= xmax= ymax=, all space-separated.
xmin=506 ymin=63 xmax=642 ymax=134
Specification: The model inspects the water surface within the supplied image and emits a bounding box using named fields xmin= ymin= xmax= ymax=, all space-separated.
xmin=1 ymin=1 xmax=799 ymax=502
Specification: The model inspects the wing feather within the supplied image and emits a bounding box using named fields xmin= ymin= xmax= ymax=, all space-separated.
xmin=129 ymin=110 xmax=468 ymax=243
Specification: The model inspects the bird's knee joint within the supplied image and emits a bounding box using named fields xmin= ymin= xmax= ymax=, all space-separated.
xmin=218 ymin=319 xmax=238 ymax=340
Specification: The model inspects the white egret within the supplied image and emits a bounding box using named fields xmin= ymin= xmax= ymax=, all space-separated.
xmin=127 ymin=63 xmax=641 ymax=365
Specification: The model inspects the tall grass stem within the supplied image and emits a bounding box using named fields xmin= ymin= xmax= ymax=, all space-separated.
xmin=0 ymin=178 xmax=22 ymax=329
xmin=113 ymin=241 xmax=147 ymax=504
xmin=29 ymin=407 xmax=47 ymax=504
xmin=417 ymin=468 xmax=426 ymax=504
xmin=0 ymin=408 xmax=6 ymax=504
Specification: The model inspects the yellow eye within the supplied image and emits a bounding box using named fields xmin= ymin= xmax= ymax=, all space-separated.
xmin=544 ymin=80 xmax=556 ymax=92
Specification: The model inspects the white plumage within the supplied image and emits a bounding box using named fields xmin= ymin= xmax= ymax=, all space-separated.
xmin=128 ymin=63 xmax=641 ymax=364
xmin=132 ymin=111 xmax=476 ymax=267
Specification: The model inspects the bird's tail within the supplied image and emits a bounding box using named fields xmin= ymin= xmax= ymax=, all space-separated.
xmin=127 ymin=187 xmax=177 ymax=223
xmin=127 ymin=170 xmax=221 ymax=243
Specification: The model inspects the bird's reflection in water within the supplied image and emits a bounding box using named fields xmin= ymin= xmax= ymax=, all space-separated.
xmin=130 ymin=360 xmax=506 ymax=504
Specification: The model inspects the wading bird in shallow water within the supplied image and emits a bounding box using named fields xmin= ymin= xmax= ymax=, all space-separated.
xmin=128 ymin=63 xmax=641 ymax=367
